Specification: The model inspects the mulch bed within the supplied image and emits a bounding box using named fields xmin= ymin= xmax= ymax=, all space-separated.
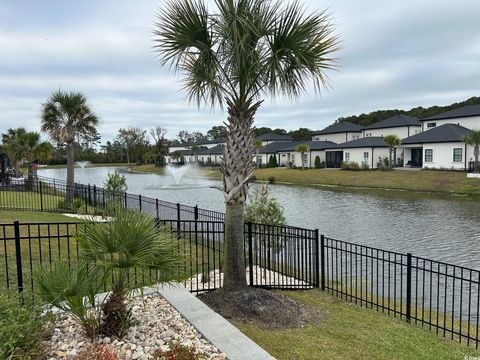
xmin=198 ymin=287 xmax=320 ymax=329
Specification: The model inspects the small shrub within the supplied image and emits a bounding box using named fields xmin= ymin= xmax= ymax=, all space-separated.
xmin=340 ymin=161 xmax=350 ymax=170
xmin=377 ymin=157 xmax=390 ymax=171
xmin=104 ymin=172 xmax=127 ymax=204
xmin=0 ymin=291 xmax=50 ymax=359
xmin=57 ymin=197 xmax=83 ymax=212
xmin=268 ymin=176 xmax=275 ymax=184
xmin=314 ymin=156 xmax=321 ymax=169
xmin=320 ymin=160 xmax=326 ymax=169
xmin=73 ymin=344 xmax=119 ymax=360
xmin=268 ymin=154 xmax=278 ymax=168
xmin=349 ymin=161 xmax=360 ymax=170
xmin=361 ymin=161 xmax=370 ymax=170
xmin=153 ymin=341 xmax=207 ymax=360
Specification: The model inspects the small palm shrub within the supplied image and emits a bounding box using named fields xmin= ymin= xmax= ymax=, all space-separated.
xmin=0 ymin=291 xmax=50 ymax=359
xmin=35 ymin=209 xmax=182 ymax=338
xmin=57 ymin=197 xmax=84 ymax=212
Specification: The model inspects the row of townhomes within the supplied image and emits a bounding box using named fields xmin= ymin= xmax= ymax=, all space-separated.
xmin=165 ymin=104 xmax=480 ymax=170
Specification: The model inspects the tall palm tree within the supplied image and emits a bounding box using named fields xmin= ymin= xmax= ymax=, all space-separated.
xmin=384 ymin=135 xmax=401 ymax=170
xmin=41 ymin=91 xmax=99 ymax=204
xmin=254 ymin=139 xmax=264 ymax=168
xmin=2 ymin=127 xmax=27 ymax=175
xmin=464 ymin=130 xmax=480 ymax=173
xmin=295 ymin=144 xmax=310 ymax=170
xmin=22 ymin=132 xmax=52 ymax=186
xmin=155 ymin=0 xmax=339 ymax=290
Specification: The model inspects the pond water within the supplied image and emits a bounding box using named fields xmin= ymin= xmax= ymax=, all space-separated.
xmin=38 ymin=166 xmax=480 ymax=269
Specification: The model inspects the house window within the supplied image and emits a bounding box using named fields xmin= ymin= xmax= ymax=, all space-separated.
xmin=345 ymin=152 xmax=350 ymax=162
xmin=425 ymin=149 xmax=433 ymax=162
xmin=453 ymin=148 xmax=463 ymax=162
xmin=365 ymin=133 xmax=372 ymax=137
xmin=352 ymin=135 xmax=359 ymax=140
xmin=363 ymin=152 xmax=369 ymax=162
xmin=427 ymin=122 xmax=436 ymax=128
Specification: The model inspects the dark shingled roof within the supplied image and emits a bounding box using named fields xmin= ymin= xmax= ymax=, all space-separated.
xmin=255 ymin=133 xmax=294 ymax=141
xmin=327 ymin=137 xmax=389 ymax=149
xmin=312 ymin=121 xmax=364 ymax=135
xmin=276 ymin=141 xmax=337 ymax=152
xmin=259 ymin=141 xmax=294 ymax=154
xmin=169 ymin=138 xmax=225 ymax=148
xmin=401 ymin=124 xmax=471 ymax=144
xmin=202 ymin=144 xmax=224 ymax=155
xmin=365 ymin=114 xmax=420 ymax=129
xmin=421 ymin=104 xmax=480 ymax=121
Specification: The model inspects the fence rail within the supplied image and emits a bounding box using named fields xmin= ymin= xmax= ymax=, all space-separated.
xmin=0 ymin=175 xmax=225 ymax=222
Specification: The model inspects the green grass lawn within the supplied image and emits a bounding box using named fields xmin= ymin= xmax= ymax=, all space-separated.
xmin=0 ymin=210 xmax=73 ymax=223
xmin=0 ymin=191 xmax=64 ymax=213
xmin=236 ymin=289 xmax=479 ymax=360
xmin=254 ymin=168 xmax=480 ymax=196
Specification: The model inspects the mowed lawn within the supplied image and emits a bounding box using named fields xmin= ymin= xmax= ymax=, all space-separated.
xmin=0 ymin=190 xmax=64 ymax=212
xmin=236 ymin=289 xmax=480 ymax=360
xmin=254 ymin=168 xmax=480 ymax=195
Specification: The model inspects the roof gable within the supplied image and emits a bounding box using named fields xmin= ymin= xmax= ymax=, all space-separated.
xmin=401 ymin=124 xmax=471 ymax=144
xmin=313 ymin=121 xmax=364 ymax=135
xmin=255 ymin=133 xmax=294 ymax=141
xmin=421 ymin=104 xmax=480 ymax=121
xmin=365 ymin=114 xmax=420 ymax=129
xmin=327 ymin=137 xmax=388 ymax=149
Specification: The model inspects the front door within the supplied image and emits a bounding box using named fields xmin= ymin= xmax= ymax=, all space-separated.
xmin=411 ymin=148 xmax=422 ymax=167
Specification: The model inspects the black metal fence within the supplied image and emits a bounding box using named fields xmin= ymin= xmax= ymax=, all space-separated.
xmin=0 ymin=175 xmax=225 ymax=222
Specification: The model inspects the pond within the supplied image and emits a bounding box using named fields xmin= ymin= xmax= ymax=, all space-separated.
xmin=38 ymin=166 xmax=480 ymax=270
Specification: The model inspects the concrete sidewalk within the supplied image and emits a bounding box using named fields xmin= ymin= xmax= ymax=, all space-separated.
xmin=156 ymin=284 xmax=276 ymax=360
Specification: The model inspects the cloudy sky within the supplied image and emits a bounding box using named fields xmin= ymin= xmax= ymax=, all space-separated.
xmin=1 ymin=0 xmax=479 ymax=142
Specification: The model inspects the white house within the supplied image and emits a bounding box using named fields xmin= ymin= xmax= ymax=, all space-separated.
xmin=325 ymin=137 xmax=394 ymax=169
xmin=255 ymin=132 xmax=294 ymax=146
xmin=421 ymin=104 xmax=480 ymax=132
xmin=362 ymin=114 xmax=421 ymax=138
xmin=277 ymin=141 xmax=336 ymax=167
xmin=401 ymin=124 xmax=473 ymax=170
xmin=312 ymin=121 xmax=363 ymax=143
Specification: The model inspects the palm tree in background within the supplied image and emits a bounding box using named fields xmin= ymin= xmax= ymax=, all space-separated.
xmin=295 ymin=144 xmax=310 ymax=170
xmin=384 ymin=135 xmax=401 ymax=170
xmin=189 ymin=143 xmax=201 ymax=163
xmin=2 ymin=127 xmax=27 ymax=175
xmin=41 ymin=91 xmax=99 ymax=204
xmin=254 ymin=140 xmax=264 ymax=168
xmin=155 ymin=0 xmax=339 ymax=290
xmin=464 ymin=130 xmax=480 ymax=173
xmin=22 ymin=132 xmax=52 ymax=186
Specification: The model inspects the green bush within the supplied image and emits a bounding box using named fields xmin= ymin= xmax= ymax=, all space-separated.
xmin=57 ymin=197 xmax=84 ymax=212
xmin=0 ymin=291 xmax=49 ymax=359
xmin=268 ymin=176 xmax=275 ymax=184
xmin=377 ymin=157 xmax=390 ymax=171
xmin=361 ymin=161 xmax=370 ymax=170
xmin=104 ymin=172 xmax=127 ymax=204
xmin=340 ymin=161 xmax=350 ymax=170
xmin=314 ymin=156 xmax=321 ymax=169
xmin=349 ymin=161 xmax=360 ymax=170
xmin=268 ymin=155 xmax=278 ymax=168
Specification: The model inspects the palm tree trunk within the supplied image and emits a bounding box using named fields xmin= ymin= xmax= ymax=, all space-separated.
xmin=222 ymin=98 xmax=261 ymax=291
xmin=301 ymin=152 xmax=305 ymax=170
xmin=66 ymin=143 xmax=75 ymax=205
xmin=26 ymin=162 xmax=34 ymax=190
xmin=389 ymin=148 xmax=393 ymax=170
xmin=256 ymin=149 xmax=260 ymax=168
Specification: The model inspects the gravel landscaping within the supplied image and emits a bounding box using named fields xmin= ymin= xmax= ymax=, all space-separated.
xmin=43 ymin=294 xmax=226 ymax=359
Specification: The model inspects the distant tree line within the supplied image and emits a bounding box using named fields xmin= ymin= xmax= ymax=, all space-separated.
xmin=337 ymin=96 xmax=480 ymax=127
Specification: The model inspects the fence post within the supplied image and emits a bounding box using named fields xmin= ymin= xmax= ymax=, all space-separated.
xmin=13 ymin=221 xmax=24 ymax=296
xmin=248 ymin=222 xmax=254 ymax=287
xmin=320 ymin=234 xmax=325 ymax=291
xmin=156 ymin=198 xmax=159 ymax=219
xmin=93 ymin=185 xmax=97 ymax=207
xmin=39 ymin=181 xmax=44 ymax=212
xmin=124 ymin=192 xmax=127 ymax=209
xmin=314 ymin=229 xmax=320 ymax=288
xmin=139 ymin=194 xmax=142 ymax=213
xmin=84 ymin=186 xmax=88 ymax=214
xmin=406 ymin=253 xmax=412 ymax=322
xmin=194 ymin=205 xmax=199 ymax=221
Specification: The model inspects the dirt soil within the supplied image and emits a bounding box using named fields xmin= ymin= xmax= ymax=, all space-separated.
xmin=198 ymin=288 xmax=320 ymax=329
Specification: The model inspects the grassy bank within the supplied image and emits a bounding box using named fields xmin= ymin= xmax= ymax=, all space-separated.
xmin=254 ymin=168 xmax=480 ymax=196
xmin=130 ymin=164 xmax=222 ymax=179
xmin=130 ymin=164 xmax=480 ymax=196
xmin=236 ymin=289 xmax=479 ymax=360
xmin=34 ymin=162 xmax=131 ymax=169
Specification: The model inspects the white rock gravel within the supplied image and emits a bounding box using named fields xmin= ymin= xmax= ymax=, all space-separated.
xmin=43 ymin=294 xmax=226 ymax=360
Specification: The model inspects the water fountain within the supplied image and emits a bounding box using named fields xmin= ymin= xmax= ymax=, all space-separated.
xmin=166 ymin=164 xmax=192 ymax=184
xmin=75 ymin=161 xmax=91 ymax=168
xmin=152 ymin=164 xmax=215 ymax=190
